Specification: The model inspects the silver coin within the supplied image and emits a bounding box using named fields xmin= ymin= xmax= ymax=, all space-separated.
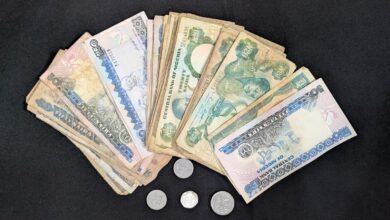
xmin=180 ymin=191 xmax=198 ymax=209
xmin=210 ymin=191 xmax=235 ymax=216
xmin=173 ymin=158 xmax=194 ymax=179
xmin=146 ymin=189 xmax=167 ymax=210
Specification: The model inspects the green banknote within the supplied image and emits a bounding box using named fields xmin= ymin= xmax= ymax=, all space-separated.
xmin=151 ymin=15 xmax=228 ymax=149
xmin=175 ymin=27 xmax=242 ymax=140
xmin=209 ymin=67 xmax=315 ymax=144
xmin=176 ymin=31 xmax=296 ymax=167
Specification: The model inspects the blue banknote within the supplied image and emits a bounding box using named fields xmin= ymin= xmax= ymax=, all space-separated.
xmin=84 ymin=12 xmax=152 ymax=158
xmin=214 ymin=78 xmax=357 ymax=203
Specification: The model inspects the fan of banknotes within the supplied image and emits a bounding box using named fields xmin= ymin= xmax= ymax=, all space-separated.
xmin=26 ymin=11 xmax=356 ymax=203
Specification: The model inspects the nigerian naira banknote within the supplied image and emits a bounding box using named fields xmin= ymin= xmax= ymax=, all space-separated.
xmin=83 ymin=13 xmax=173 ymax=176
xmin=176 ymin=31 xmax=296 ymax=169
xmin=172 ymin=27 xmax=242 ymax=172
xmin=151 ymin=15 xmax=227 ymax=149
xmin=40 ymin=33 xmax=142 ymax=168
xmin=147 ymin=13 xmax=183 ymax=157
xmin=27 ymin=82 xmax=152 ymax=185
xmin=209 ymin=67 xmax=315 ymax=144
xmin=83 ymin=12 xmax=151 ymax=160
xmin=148 ymin=15 xmax=164 ymax=122
xmin=27 ymin=81 xmax=115 ymax=161
xmin=26 ymin=51 xmax=140 ymax=194
xmin=214 ymin=78 xmax=357 ymax=203
xmin=26 ymin=81 xmax=146 ymax=182
xmin=146 ymin=19 xmax=154 ymax=125
xmin=71 ymin=139 xmax=139 ymax=195
xmin=174 ymin=27 xmax=242 ymax=141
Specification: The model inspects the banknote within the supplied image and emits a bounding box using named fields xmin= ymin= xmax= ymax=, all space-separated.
xmin=83 ymin=12 xmax=151 ymax=161
xmin=29 ymin=100 xmax=169 ymax=187
xmin=30 ymin=105 xmax=140 ymax=195
xmin=152 ymin=16 xmax=164 ymax=98
xmin=30 ymin=51 xmax=156 ymax=179
xmin=30 ymin=107 xmax=138 ymax=195
xmin=207 ymin=31 xmax=296 ymax=134
xmin=40 ymin=33 xmax=142 ymax=168
xmin=146 ymin=13 xmax=236 ymax=161
xmin=26 ymin=50 xmax=115 ymax=159
xmin=84 ymin=11 xmax=147 ymax=50
xmin=71 ymin=139 xmax=138 ymax=195
xmin=174 ymin=27 xmax=242 ymax=141
xmin=209 ymin=67 xmax=315 ymax=144
xmin=80 ymin=150 xmax=131 ymax=195
xmin=147 ymin=13 xmax=182 ymax=156
xmin=151 ymin=14 xmax=227 ymax=149
xmin=171 ymin=27 xmax=286 ymax=172
xmin=146 ymin=13 xmax=171 ymax=141
xmin=176 ymin=31 xmax=296 ymax=169
xmin=146 ymin=19 xmax=154 ymax=126
xmin=27 ymin=81 xmax=114 ymax=159
xmin=150 ymin=16 xmax=164 ymax=117
xmin=214 ymin=78 xmax=357 ymax=203
xmin=26 ymin=81 xmax=146 ymax=185
xmin=27 ymin=81 xmax=139 ymax=194
xmin=171 ymin=27 xmax=243 ymax=172
xmin=154 ymin=13 xmax=178 ymax=102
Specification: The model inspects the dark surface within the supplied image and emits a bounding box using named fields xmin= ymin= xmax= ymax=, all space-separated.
xmin=0 ymin=0 xmax=389 ymax=219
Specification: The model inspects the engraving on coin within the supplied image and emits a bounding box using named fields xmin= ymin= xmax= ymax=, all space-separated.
xmin=146 ymin=189 xmax=167 ymax=210
xmin=180 ymin=191 xmax=199 ymax=209
xmin=173 ymin=158 xmax=194 ymax=179
xmin=210 ymin=191 xmax=235 ymax=216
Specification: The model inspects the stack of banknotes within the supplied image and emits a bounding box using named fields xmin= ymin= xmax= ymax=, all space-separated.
xmin=26 ymin=11 xmax=356 ymax=202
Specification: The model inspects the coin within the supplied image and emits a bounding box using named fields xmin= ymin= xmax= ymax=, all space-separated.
xmin=180 ymin=191 xmax=198 ymax=209
xmin=210 ymin=191 xmax=235 ymax=216
xmin=173 ymin=158 xmax=194 ymax=179
xmin=146 ymin=189 xmax=167 ymax=210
